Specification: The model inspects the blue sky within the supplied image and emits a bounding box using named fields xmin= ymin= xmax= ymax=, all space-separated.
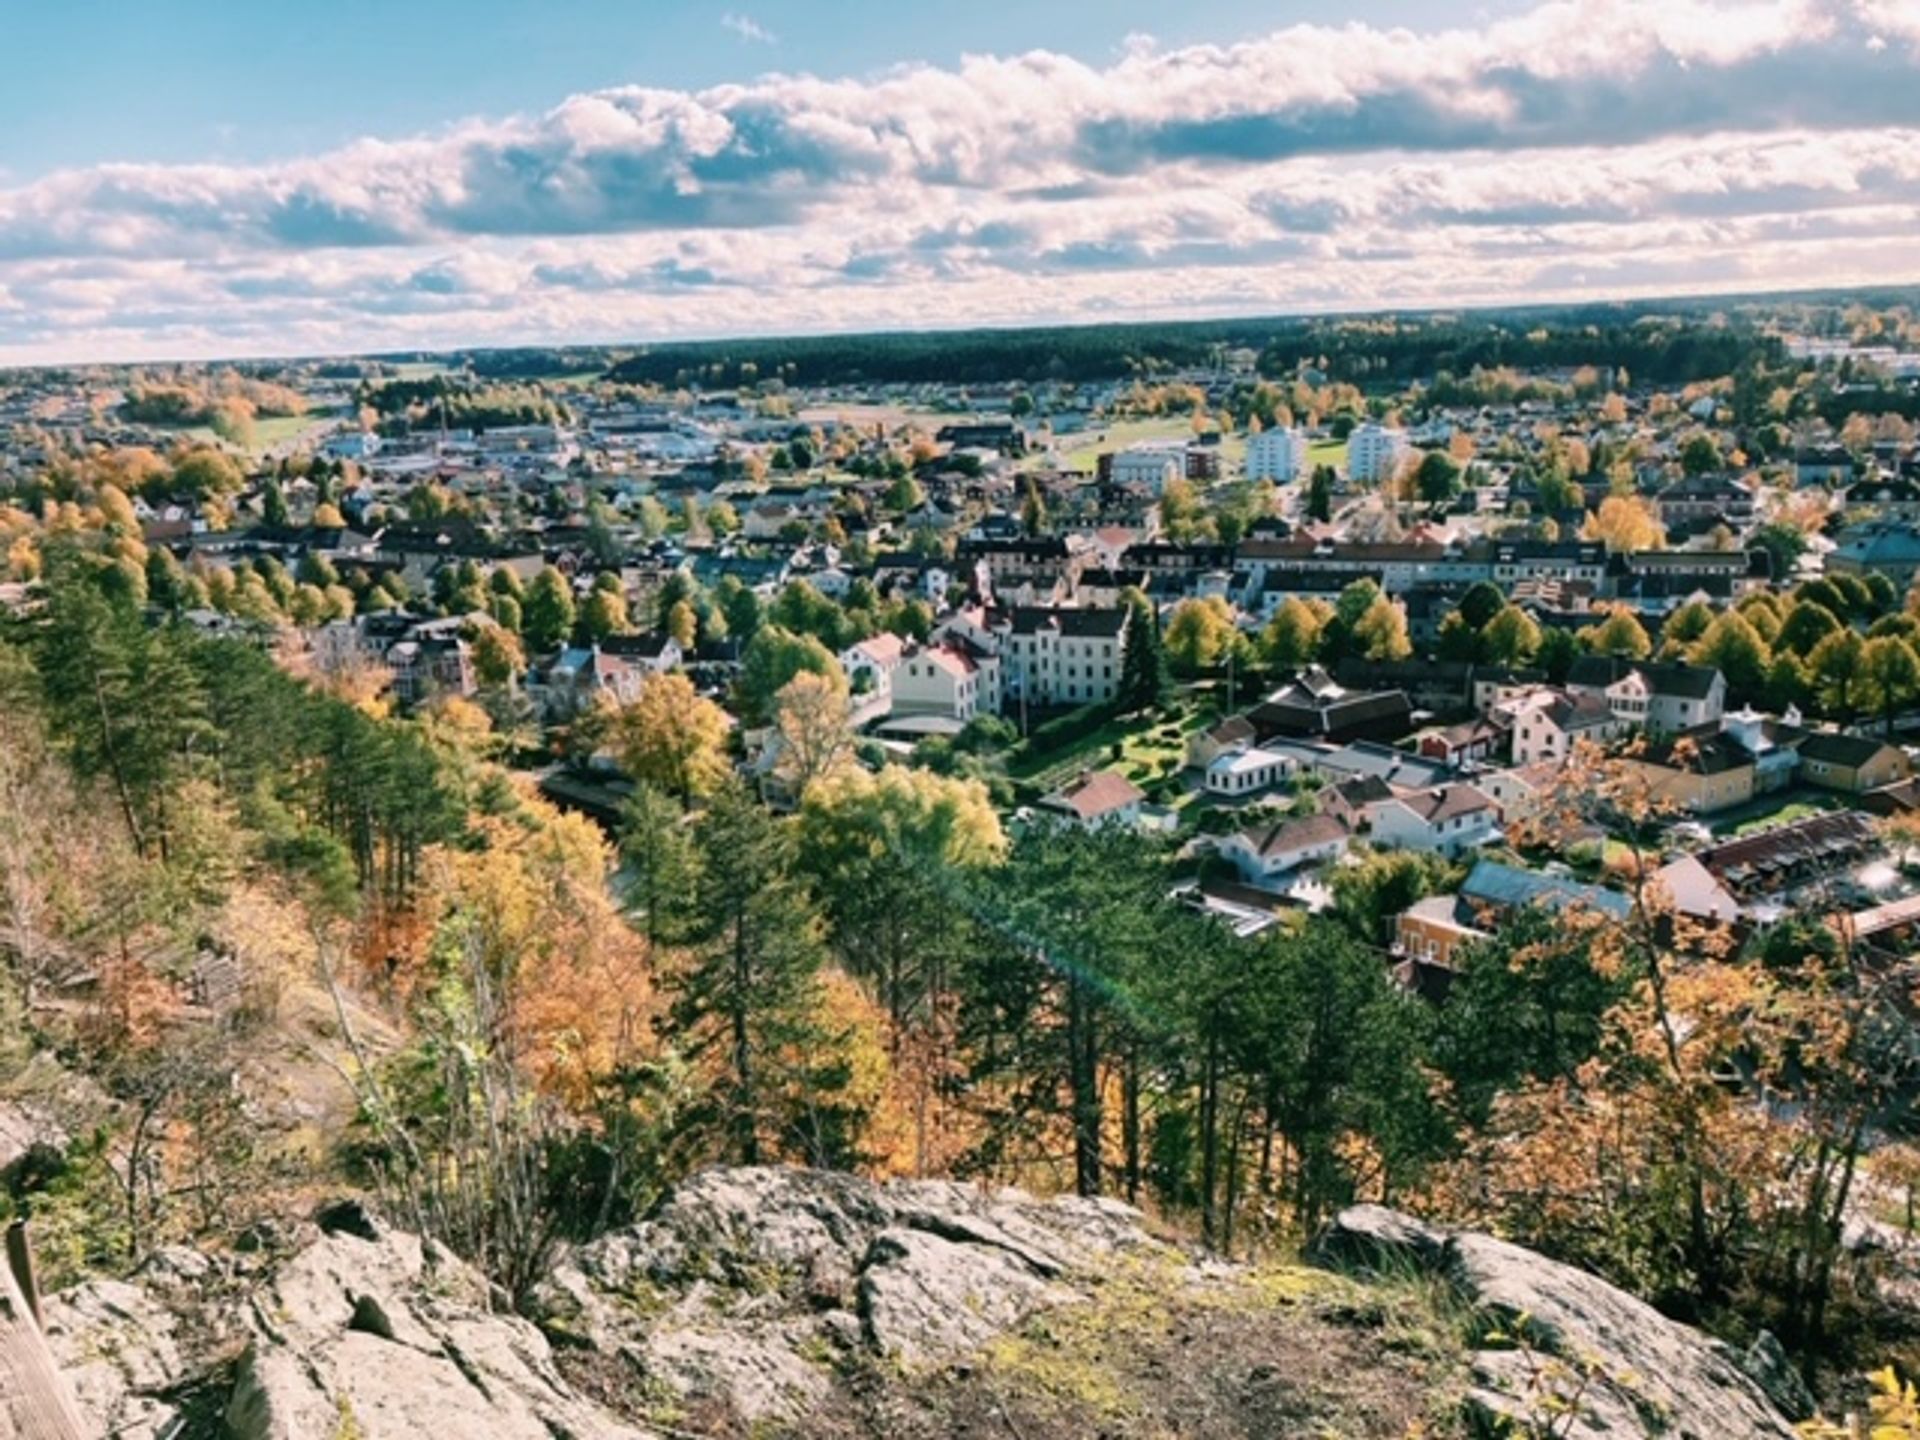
xmin=1 ymin=1 xmax=1918 ymax=364
xmin=2 ymin=1 xmax=1495 ymax=178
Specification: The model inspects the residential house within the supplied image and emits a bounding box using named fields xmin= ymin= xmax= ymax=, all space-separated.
xmin=1795 ymin=445 xmax=1856 ymax=487
xmin=988 ymin=606 xmax=1129 ymax=709
xmin=1655 ymin=472 xmax=1757 ymax=530
xmin=1416 ymin=717 xmax=1506 ymax=767
xmin=1039 ymin=769 xmax=1147 ymax=830
xmin=1393 ymin=859 xmax=1631 ymax=969
xmin=892 ymin=642 xmax=994 ymax=723
xmin=1368 ymin=783 xmax=1500 ymax=856
xmin=1613 ymin=725 xmax=1756 ymax=814
xmin=1204 ymin=745 xmax=1300 ymax=797
xmin=1248 ymin=666 xmax=1413 ymax=744
xmin=1217 ymin=813 xmax=1351 ymax=885
xmin=533 ymin=645 xmax=642 ymax=716
xmin=600 ymin=632 xmax=684 ymax=674
xmin=1472 ymin=760 xmax=1567 ymax=825
xmin=1831 ymin=524 xmax=1920 ymax=590
xmin=1504 ymin=690 xmax=1625 ymax=765
xmin=1566 ymin=657 xmax=1727 ymax=733
xmin=841 ymin=632 xmax=906 ymax=702
xmin=1841 ymin=473 xmax=1920 ymax=521
xmin=1187 ymin=715 xmax=1258 ymax=769
xmin=1318 ymin=774 xmax=1395 ymax=831
xmin=1796 ymin=731 xmax=1912 ymax=794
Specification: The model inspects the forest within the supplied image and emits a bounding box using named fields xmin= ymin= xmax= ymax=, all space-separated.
xmin=592 ymin=292 xmax=1866 ymax=390
xmin=1 ymin=550 xmax=1916 ymax=1392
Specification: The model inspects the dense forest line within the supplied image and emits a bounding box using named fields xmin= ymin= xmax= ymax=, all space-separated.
xmin=583 ymin=289 xmax=1918 ymax=391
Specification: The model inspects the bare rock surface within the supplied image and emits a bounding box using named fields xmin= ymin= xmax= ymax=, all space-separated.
xmin=1313 ymin=1204 xmax=1799 ymax=1439
xmin=25 ymin=1170 xmax=1809 ymax=1439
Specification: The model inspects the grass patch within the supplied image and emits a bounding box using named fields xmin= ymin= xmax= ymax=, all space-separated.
xmin=1712 ymin=791 xmax=1841 ymax=838
xmin=1308 ymin=437 xmax=1348 ymax=472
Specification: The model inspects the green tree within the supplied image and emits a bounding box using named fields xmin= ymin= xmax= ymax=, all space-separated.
xmin=523 ymin=567 xmax=577 ymax=653
xmin=1689 ymin=610 xmax=1771 ymax=699
xmin=1414 ymin=450 xmax=1462 ymax=504
xmin=735 ymin=625 xmax=844 ymax=725
xmin=1479 ymin=604 xmax=1542 ymax=666
xmin=1163 ymin=597 xmax=1238 ymax=677
xmin=1776 ymin=600 xmax=1842 ymax=658
xmin=1119 ymin=592 xmax=1171 ymax=711
xmin=1352 ymin=596 xmax=1412 ymax=662
xmin=1809 ymin=628 xmax=1867 ymax=720
xmin=1580 ymin=608 xmax=1653 ymax=660
xmin=673 ymin=783 xmax=854 ymax=1166
xmin=1261 ymin=597 xmax=1325 ymax=670
xmin=1305 ymin=465 xmax=1334 ymax=523
xmin=1860 ymin=634 xmax=1920 ymax=734
xmin=1457 ymin=581 xmax=1506 ymax=631
xmin=619 ymin=783 xmax=699 ymax=952
xmin=1680 ymin=433 xmax=1724 ymax=474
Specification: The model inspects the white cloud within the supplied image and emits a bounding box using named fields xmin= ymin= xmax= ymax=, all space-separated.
xmin=720 ymin=12 xmax=777 ymax=45
xmin=2 ymin=0 xmax=1919 ymax=362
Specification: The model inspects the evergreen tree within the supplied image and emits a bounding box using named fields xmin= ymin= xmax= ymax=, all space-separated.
xmin=1306 ymin=464 xmax=1334 ymax=522
xmin=672 ymin=784 xmax=855 ymax=1166
xmin=1118 ymin=590 xmax=1170 ymax=711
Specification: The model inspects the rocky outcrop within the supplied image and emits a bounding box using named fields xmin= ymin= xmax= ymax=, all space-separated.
xmin=30 ymin=1172 xmax=1808 ymax=1439
xmin=529 ymin=1166 xmax=1168 ymax=1423
xmin=1313 ymin=1204 xmax=1800 ymax=1439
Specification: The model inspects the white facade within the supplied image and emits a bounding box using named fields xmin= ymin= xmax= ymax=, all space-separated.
xmin=1346 ymin=424 xmax=1412 ymax=484
xmin=892 ymin=644 xmax=989 ymax=722
xmin=1367 ymin=785 xmax=1500 ymax=856
xmin=1245 ymin=427 xmax=1308 ymax=482
xmin=1110 ymin=444 xmax=1185 ymax=492
xmin=1204 ymin=746 xmax=1299 ymax=796
xmin=1217 ymin=818 xmax=1349 ymax=883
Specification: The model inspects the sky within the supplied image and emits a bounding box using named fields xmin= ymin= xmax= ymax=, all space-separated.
xmin=2 ymin=0 xmax=1919 ymax=365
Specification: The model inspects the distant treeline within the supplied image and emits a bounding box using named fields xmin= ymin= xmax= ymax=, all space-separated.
xmin=356 ymin=375 xmax=571 ymax=434
xmin=601 ymin=303 xmax=1794 ymax=391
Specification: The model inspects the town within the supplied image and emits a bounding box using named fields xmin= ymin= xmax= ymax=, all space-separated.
xmin=10 ymin=296 xmax=1920 ymax=1435
xmin=8 ymin=303 xmax=1920 ymax=965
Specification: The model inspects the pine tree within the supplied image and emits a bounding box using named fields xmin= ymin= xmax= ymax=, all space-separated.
xmin=1306 ymin=465 xmax=1334 ymax=523
xmin=1118 ymin=591 xmax=1170 ymax=712
xmin=672 ymin=784 xmax=854 ymax=1166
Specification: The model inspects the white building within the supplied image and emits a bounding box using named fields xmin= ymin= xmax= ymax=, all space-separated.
xmin=1367 ymin=784 xmax=1500 ymax=856
xmin=1203 ymin=745 xmax=1299 ymax=797
xmin=1245 ymin=427 xmax=1308 ymax=482
xmin=1039 ymin=770 xmax=1147 ymax=831
xmin=1217 ymin=814 xmax=1350 ymax=884
xmin=892 ymin=642 xmax=993 ymax=722
xmin=1346 ymin=423 xmax=1411 ymax=484
xmin=1109 ymin=444 xmax=1186 ymax=492
xmin=938 ymin=605 xmax=1129 ymax=711
xmin=841 ymin=633 xmax=906 ymax=702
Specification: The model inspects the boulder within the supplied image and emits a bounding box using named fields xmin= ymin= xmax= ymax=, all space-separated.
xmin=223 ymin=1217 xmax=644 ymax=1440
xmin=1313 ymin=1205 xmax=1798 ymax=1439
xmin=40 ymin=1277 xmax=195 ymax=1440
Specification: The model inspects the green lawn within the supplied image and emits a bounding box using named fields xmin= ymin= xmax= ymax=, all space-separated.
xmin=1009 ymin=704 xmax=1208 ymax=794
xmin=1044 ymin=417 xmax=1214 ymax=475
xmin=1307 ymin=438 xmax=1348 ymax=472
xmin=1710 ymin=790 xmax=1841 ymax=839
xmin=249 ymin=414 xmax=319 ymax=451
